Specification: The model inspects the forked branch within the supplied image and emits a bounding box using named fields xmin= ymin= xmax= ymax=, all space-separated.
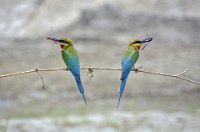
xmin=0 ymin=66 xmax=199 ymax=86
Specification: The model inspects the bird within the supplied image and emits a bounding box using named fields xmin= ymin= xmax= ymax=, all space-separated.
xmin=47 ymin=37 xmax=87 ymax=106
xmin=117 ymin=37 xmax=153 ymax=108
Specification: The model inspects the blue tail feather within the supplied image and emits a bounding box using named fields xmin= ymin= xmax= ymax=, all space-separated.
xmin=117 ymin=75 xmax=129 ymax=108
xmin=75 ymin=77 xmax=87 ymax=106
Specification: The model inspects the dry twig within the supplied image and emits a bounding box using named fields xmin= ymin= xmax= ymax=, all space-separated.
xmin=0 ymin=66 xmax=199 ymax=86
xmin=35 ymin=68 xmax=45 ymax=90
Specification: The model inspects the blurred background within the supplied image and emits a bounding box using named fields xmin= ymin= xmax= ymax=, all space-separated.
xmin=0 ymin=0 xmax=200 ymax=131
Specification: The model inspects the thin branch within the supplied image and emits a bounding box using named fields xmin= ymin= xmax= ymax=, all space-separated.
xmin=0 ymin=66 xmax=199 ymax=85
xmin=0 ymin=68 xmax=67 ymax=78
xmin=36 ymin=68 xmax=45 ymax=90
xmin=136 ymin=69 xmax=200 ymax=85
xmin=174 ymin=69 xmax=189 ymax=76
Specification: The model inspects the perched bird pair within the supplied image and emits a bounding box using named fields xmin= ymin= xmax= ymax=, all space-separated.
xmin=47 ymin=37 xmax=153 ymax=107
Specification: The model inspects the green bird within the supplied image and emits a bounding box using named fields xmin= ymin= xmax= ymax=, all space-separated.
xmin=47 ymin=37 xmax=87 ymax=106
xmin=117 ymin=37 xmax=153 ymax=108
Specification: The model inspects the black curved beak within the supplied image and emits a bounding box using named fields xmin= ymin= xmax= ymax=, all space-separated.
xmin=47 ymin=37 xmax=60 ymax=44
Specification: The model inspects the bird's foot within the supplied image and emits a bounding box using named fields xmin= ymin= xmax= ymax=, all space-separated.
xmin=87 ymin=65 xmax=94 ymax=79
xmin=133 ymin=66 xmax=143 ymax=73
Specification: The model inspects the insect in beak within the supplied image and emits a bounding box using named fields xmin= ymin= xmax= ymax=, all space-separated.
xmin=140 ymin=37 xmax=153 ymax=50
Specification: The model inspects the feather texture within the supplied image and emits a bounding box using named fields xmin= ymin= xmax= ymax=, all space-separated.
xmin=117 ymin=46 xmax=139 ymax=108
xmin=62 ymin=46 xmax=87 ymax=106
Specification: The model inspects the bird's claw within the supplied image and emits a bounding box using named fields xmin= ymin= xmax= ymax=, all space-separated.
xmin=133 ymin=66 xmax=143 ymax=73
xmin=87 ymin=65 xmax=94 ymax=79
xmin=134 ymin=68 xmax=138 ymax=73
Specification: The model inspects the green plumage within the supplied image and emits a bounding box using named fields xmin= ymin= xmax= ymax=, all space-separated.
xmin=47 ymin=37 xmax=87 ymax=106
xmin=62 ymin=46 xmax=78 ymax=66
xmin=117 ymin=40 xmax=141 ymax=108
xmin=117 ymin=37 xmax=153 ymax=107
xmin=61 ymin=41 xmax=87 ymax=106
xmin=124 ymin=47 xmax=139 ymax=62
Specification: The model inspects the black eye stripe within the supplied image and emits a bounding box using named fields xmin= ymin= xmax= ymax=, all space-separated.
xmin=132 ymin=41 xmax=141 ymax=44
xmin=59 ymin=40 xmax=68 ymax=43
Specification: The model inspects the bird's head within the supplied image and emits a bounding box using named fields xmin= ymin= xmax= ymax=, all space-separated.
xmin=47 ymin=37 xmax=73 ymax=49
xmin=128 ymin=37 xmax=153 ymax=50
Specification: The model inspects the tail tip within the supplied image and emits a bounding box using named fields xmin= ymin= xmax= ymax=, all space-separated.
xmin=82 ymin=94 xmax=87 ymax=107
xmin=116 ymin=94 xmax=122 ymax=109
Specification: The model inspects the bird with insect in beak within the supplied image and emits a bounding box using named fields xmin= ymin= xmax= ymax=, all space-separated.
xmin=117 ymin=37 xmax=153 ymax=108
xmin=47 ymin=37 xmax=87 ymax=106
